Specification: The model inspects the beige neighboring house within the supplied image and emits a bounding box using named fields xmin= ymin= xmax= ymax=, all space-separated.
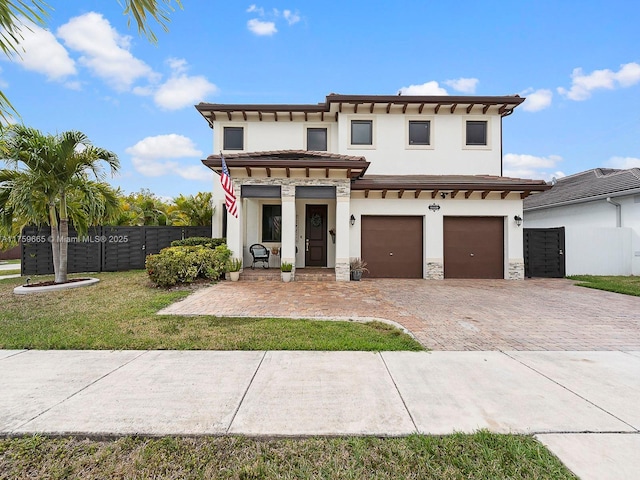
xmin=196 ymin=94 xmax=549 ymax=281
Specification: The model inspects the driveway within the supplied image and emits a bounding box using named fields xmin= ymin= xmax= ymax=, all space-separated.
xmin=160 ymin=278 xmax=640 ymax=351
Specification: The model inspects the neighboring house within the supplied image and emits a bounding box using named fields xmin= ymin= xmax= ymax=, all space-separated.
xmin=523 ymin=168 xmax=640 ymax=276
xmin=196 ymin=94 xmax=549 ymax=281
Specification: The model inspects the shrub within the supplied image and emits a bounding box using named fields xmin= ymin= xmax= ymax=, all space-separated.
xmin=146 ymin=244 xmax=232 ymax=287
xmin=227 ymin=258 xmax=242 ymax=272
xmin=280 ymin=261 xmax=293 ymax=272
xmin=170 ymin=237 xmax=226 ymax=248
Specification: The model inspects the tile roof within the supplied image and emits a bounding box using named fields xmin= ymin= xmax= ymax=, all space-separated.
xmin=523 ymin=168 xmax=640 ymax=210
xmin=353 ymin=174 xmax=550 ymax=192
xmin=205 ymin=150 xmax=367 ymax=162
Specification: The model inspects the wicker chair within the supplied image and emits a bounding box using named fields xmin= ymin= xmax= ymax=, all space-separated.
xmin=249 ymin=244 xmax=270 ymax=269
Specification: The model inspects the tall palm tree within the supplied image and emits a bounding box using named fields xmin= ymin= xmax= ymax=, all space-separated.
xmin=0 ymin=0 xmax=182 ymax=121
xmin=0 ymin=125 xmax=120 ymax=283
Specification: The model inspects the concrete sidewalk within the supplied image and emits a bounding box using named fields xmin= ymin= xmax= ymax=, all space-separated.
xmin=2 ymin=349 xmax=639 ymax=479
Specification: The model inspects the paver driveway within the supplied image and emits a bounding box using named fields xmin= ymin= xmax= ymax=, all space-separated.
xmin=160 ymin=278 xmax=640 ymax=351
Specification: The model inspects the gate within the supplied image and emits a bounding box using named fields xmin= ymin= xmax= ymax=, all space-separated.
xmin=524 ymin=227 xmax=566 ymax=278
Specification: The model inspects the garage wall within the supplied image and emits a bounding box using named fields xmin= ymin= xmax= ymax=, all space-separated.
xmin=350 ymin=195 xmax=525 ymax=279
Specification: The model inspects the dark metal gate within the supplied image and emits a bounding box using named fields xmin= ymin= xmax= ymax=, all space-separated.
xmin=524 ymin=227 xmax=566 ymax=278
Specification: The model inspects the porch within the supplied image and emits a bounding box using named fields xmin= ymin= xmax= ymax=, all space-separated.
xmin=239 ymin=268 xmax=336 ymax=282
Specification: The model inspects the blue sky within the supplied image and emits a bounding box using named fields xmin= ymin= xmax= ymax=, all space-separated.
xmin=1 ymin=0 xmax=639 ymax=199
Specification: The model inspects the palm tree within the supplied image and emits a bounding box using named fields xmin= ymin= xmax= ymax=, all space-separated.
xmin=0 ymin=125 xmax=120 ymax=283
xmin=168 ymin=192 xmax=214 ymax=226
xmin=0 ymin=0 xmax=182 ymax=121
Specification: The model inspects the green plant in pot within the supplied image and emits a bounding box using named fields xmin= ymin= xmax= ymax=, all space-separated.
xmin=350 ymin=258 xmax=369 ymax=281
xmin=280 ymin=261 xmax=293 ymax=282
xmin=227 ymin=258 xmax=242 ymax=281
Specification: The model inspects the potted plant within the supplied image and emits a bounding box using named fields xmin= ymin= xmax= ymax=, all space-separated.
xmin=280 ymin=261 xmax=293 ymax=282
xmin=227 ymin=258 xmax=242 ymax=281
xmin=350 ymin=258 xmax=369 ymax=281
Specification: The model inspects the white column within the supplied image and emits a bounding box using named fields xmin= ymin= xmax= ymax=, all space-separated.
xmin=335 ymin=195 xmax=351 ymax=281
xmin=281 ymin=185 xmax=296 ymax=277
xmin=226 ymin=179 xmax=244 ymax=269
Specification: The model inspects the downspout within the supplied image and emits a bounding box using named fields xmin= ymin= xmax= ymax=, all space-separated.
xmin=606 ymin=197 xmax=622 ymax=227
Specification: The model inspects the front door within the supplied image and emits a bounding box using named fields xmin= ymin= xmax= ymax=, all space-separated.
xmin=305 ymin=205 xmax=327 ymax=267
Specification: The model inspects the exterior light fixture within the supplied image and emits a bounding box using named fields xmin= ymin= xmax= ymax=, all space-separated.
xmin=350 ymin=214 xmax=356 ymax=226
xmin=514 ymin=215 xmax=523 ymax=227
xmin=428 ymin=203 xmax=441 ymax=212
xmin=440 ymin=192 xmax=448 ymax=199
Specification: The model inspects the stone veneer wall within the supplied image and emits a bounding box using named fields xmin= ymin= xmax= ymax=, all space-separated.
xmin=508 ymin=261 xmax=524 ymax=280
xmin=425 ymin=262 xmax=444 ymax=280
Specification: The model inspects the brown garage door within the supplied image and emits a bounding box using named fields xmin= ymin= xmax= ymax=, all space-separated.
xmin=361 ymin=216 xmax=423 ymax=278
xmin=444 ymin=217 xmax=504 ymax=279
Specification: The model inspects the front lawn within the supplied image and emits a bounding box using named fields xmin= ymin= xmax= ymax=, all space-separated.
xmin=568 ymin=275 xmax=640 ymax=297
xmin=0 ymin=271 xmax=422 ymax=351
xmin=0 ymin=433 xmax=576 ymax=479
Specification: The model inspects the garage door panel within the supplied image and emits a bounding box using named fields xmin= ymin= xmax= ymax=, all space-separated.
xmin=361 ymin=216 xmax=423 ymax=278
xmin=444 ymin=217 xmax=504 ymax=279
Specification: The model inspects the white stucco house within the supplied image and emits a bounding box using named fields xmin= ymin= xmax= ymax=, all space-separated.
xmin=524 ymin=168 xmax=640 ymax=276
xmin=196 ymin=94 xmax=549 ymax=281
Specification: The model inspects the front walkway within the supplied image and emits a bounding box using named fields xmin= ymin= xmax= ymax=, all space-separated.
xmin=160 ymin=278 xmax=640 ymax=351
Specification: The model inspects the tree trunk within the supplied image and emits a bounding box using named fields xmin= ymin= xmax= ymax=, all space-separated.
xmin=49 ymin=203 xmax=61 ymax=283
xmin=58 ymin=192 xmax=69 ymax=284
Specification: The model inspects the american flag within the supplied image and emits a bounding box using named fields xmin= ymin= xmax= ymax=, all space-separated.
xmin=220 ymin=155 xmax=238 ymax=218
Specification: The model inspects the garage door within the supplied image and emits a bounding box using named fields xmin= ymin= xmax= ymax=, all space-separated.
xmin=443 ymin=217 xmax=504 ymax=279
xmin=361 ymin=216 xmax=423 ymax=278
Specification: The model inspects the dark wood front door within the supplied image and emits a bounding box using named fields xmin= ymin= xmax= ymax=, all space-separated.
xmin=305 ymin=205 xmax=327 ymax=267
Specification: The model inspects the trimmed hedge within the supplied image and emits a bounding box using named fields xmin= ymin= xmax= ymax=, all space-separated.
xmin=170 ymin=237 xmax=226 ymax=248
xmin=146 ymin=244 xmax=232 ymax=288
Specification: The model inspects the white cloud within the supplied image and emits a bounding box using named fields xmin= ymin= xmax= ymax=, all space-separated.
xmin=521 ymin=88 xmax=553 ymax=112
xmin=125 ymin=134 xmax=210 ymax=180
xmin=558 ymin=62 xmax=640 ymax=101
xmin=57 ymin=12 xmax=157 ymax=91
xmin=247 ymin=4 xmax=265 ymax=15
xmin=503 ymin=153 xmax=565 ymax=180
xmin=247 ymin=18 xmax=277 ymax=35
xmin=398 ymin=81 xmax=448 ymax=95
xmin=154 ymin=74 xmax=218 ymax=110
xmin=5 ymin=20 xmax=76 ymax=81
xmin=283 ymin=9 xmax=301 ymax=25
xmin=444 ymin=77 xmax=478 ymax=94
xmin=606 ymin=156 xmax=640 ymax=169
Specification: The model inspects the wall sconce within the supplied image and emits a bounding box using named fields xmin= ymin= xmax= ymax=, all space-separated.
xmin=428 ymin=203 xmax=441 ymax=212
xmin=440 ymin=192 xmax=448 ymax=199
xmin=514 ymin=215 xmax=523 ymax=227
xmin=350 ymin=214 xmax=356 ymax=226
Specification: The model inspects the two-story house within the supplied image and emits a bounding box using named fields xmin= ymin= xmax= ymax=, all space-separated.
xmin=196 ymin=94 xmax=549 ymax=281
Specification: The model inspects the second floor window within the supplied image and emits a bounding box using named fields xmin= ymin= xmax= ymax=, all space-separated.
xmin=307 ymin=128 xmax=327 ymax=151
xmin=409 ymin=121 xmax=430 ymax=145
xmin=223 ymin=127 xmax=244 ymax=150
xmin=351 ymin=120 xmax=373 ymax=145
xmin=466 ymin=121 xmax=487 ymax=146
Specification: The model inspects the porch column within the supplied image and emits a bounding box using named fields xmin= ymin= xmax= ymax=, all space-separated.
xmin=280 ymin=184 xmax=296 ymax=278
xmin=226 ymin=179 xmax=244 ymax=269
xmin=335 ymin=182 xmax=351 ymax=281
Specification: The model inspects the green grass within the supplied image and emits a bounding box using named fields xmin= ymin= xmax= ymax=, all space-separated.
xmin=0 ymin=269 xmax=20 ymax=276
xmin=0 ymin=271 xmax=423 ymax=351
xmin=0 ymin=432 xmax=576 ymax=479
xmin=568 ymin=275 xmax=640 ymax=297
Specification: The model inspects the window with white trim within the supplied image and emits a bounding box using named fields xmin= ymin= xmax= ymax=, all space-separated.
xmin=466 ymin=121 xmax=487 ymax=146
xmin=223 ymin=126 xmax=244 ymax=150
xmin=307 ymin=128 xmax=327 ymax=151
xmin=351 ymin=120 xmax=373 ymax=145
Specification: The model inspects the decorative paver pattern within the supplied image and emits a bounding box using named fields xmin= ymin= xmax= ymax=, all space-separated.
xmin=159 ymin=279 xmax=640 ymax=351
